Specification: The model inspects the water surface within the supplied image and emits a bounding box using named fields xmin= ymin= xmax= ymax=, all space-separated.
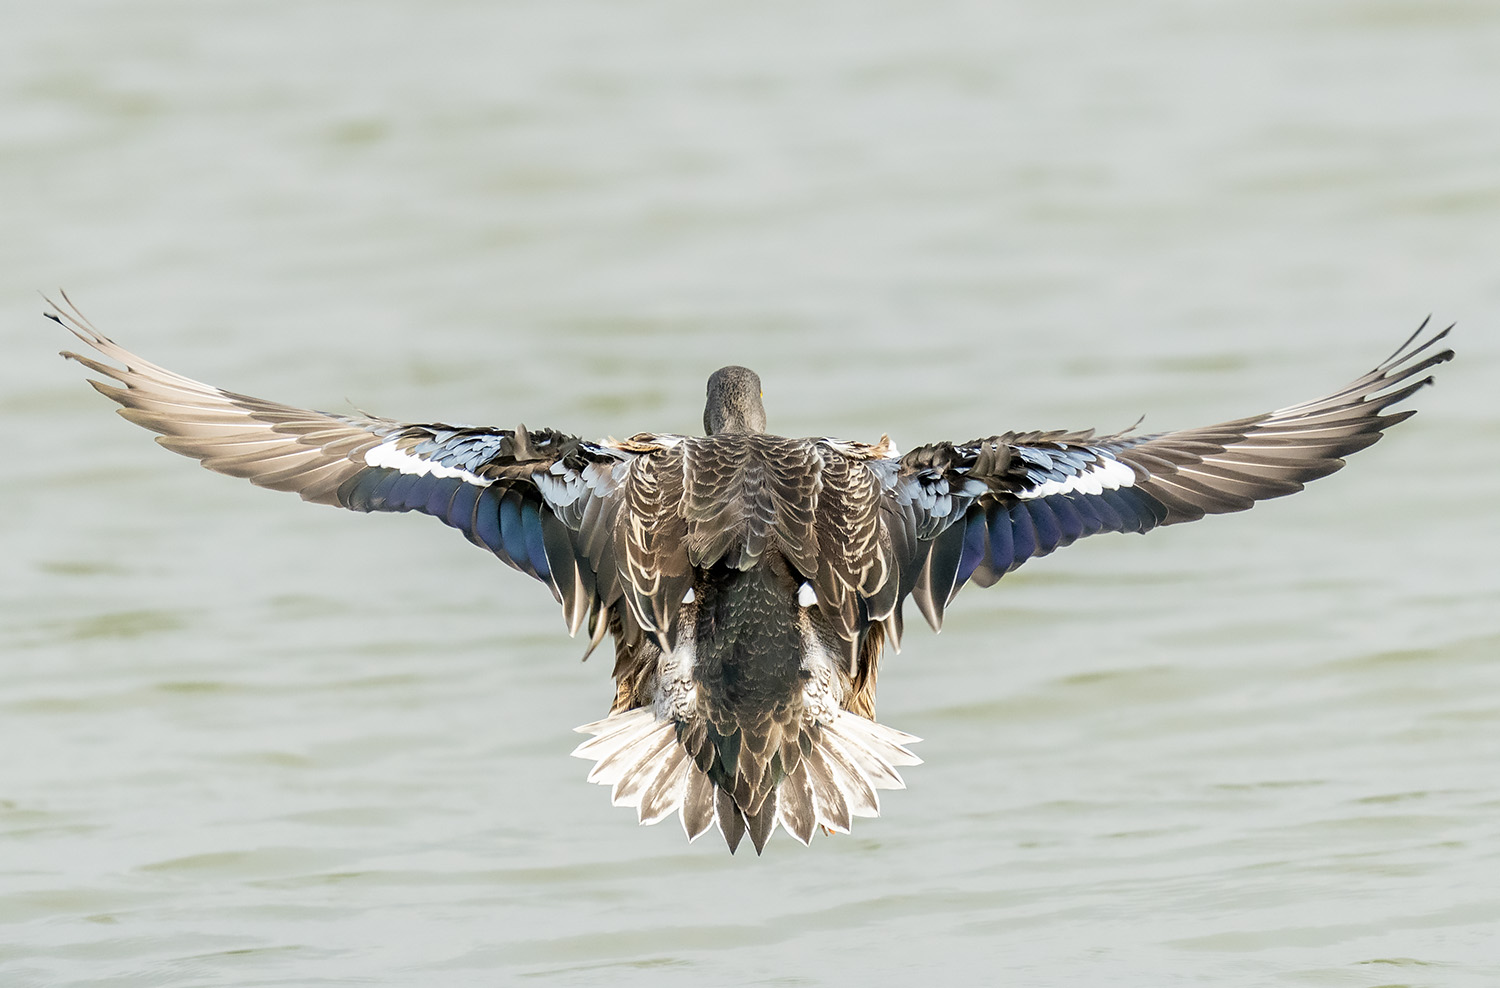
xmin=3 ymin=1 xmax=1498 ymax=985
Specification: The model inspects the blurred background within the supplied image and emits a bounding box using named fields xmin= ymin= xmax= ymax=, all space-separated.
xmin=2 ymin=1 xmax=1497 ymax=985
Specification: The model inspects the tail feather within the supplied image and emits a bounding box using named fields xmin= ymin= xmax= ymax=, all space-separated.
xmin=778 ymin=735 xmax=803 ymax=778
xmin=715 ymin=787 xmax=747 ymax=853
xmin=817 ymin=734 xmax=880 ymax=819
xmin=572 ymin=708 xmax=922 ymax=853
xmin=638 ymin=745 xmax=689 ymax=825
xmin=821 ymin=726 xmax=905 ymax=794
xmin=804 ymin=748 xmax=852 ymax=833
xmin=577 ymin=712 xmax=669 ymax=786
xmin=681 ymin=763 xmax=717 ymax=841
xmin=571 ymin=716 xmax=647 ymax=756
xmin=745 ymin=790 xmax=778 ymax=854
xmin=573 ymin=709 xmax=656 ymax=762
xmin=611 ymin=728 xmax=680 ymax=809
xmin=778 ymin=766 xmax=819 ymax=845
xmin=825 ymin=713 xmax=923 ymax=768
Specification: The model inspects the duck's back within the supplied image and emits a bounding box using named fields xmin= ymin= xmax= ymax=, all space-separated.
xmin=573 ymin=432 xmax=921 ymax=853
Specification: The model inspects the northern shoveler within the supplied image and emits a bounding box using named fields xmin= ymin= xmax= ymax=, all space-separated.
xmin=50 ymin=294 xmax=1453 ymax=854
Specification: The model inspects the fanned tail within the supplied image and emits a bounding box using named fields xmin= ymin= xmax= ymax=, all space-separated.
xmin=571 ymin=708 xmax=921 ymax=854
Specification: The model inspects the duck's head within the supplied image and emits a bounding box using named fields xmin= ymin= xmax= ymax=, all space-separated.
xmin=704 ymin=365 xmax=767 ymax=435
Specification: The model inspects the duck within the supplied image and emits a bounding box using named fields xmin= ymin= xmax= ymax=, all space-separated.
xmin=49 ymin=293 xmax=1453 ymax=854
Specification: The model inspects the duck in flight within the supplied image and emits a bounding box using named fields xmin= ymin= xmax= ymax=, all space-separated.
xmin=50 ymin=294 xmax=1453 ymax=854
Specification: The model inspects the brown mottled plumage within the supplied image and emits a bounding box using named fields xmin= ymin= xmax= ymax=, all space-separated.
xmin=50 ymin=291 xmax=1453 ymax=853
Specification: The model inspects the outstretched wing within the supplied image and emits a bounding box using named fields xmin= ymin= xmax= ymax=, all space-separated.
xmin=49 ymin=294 xmax=634 ymax=639
xmin=895 ymin=323 xmax=1455 ymax=630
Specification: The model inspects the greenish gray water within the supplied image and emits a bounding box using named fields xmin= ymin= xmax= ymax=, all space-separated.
xmin=3 ymin=1 xmax=1498 ymax=985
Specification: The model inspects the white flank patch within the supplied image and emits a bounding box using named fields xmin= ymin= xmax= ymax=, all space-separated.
xmin=1018 ymin=456 xmax=1135 ymax=499
xmin=654 ymin=633 xmax=698 ymax=718
xmin=682 ymin=587 xmax=696 ymax=604
xmin=364 ymin=440 xmax=490 ymax=486
xmin=797 ymin=582 xmax=818 ymax=608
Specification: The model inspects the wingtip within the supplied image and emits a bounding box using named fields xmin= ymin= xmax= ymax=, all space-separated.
xmin=1381 ymin=317 xmax=1457 ymax=372
xmin=39 ymin=288 xmax=65 ymax=319
xmin=45 ymin=291 xmax=119 ymax=356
